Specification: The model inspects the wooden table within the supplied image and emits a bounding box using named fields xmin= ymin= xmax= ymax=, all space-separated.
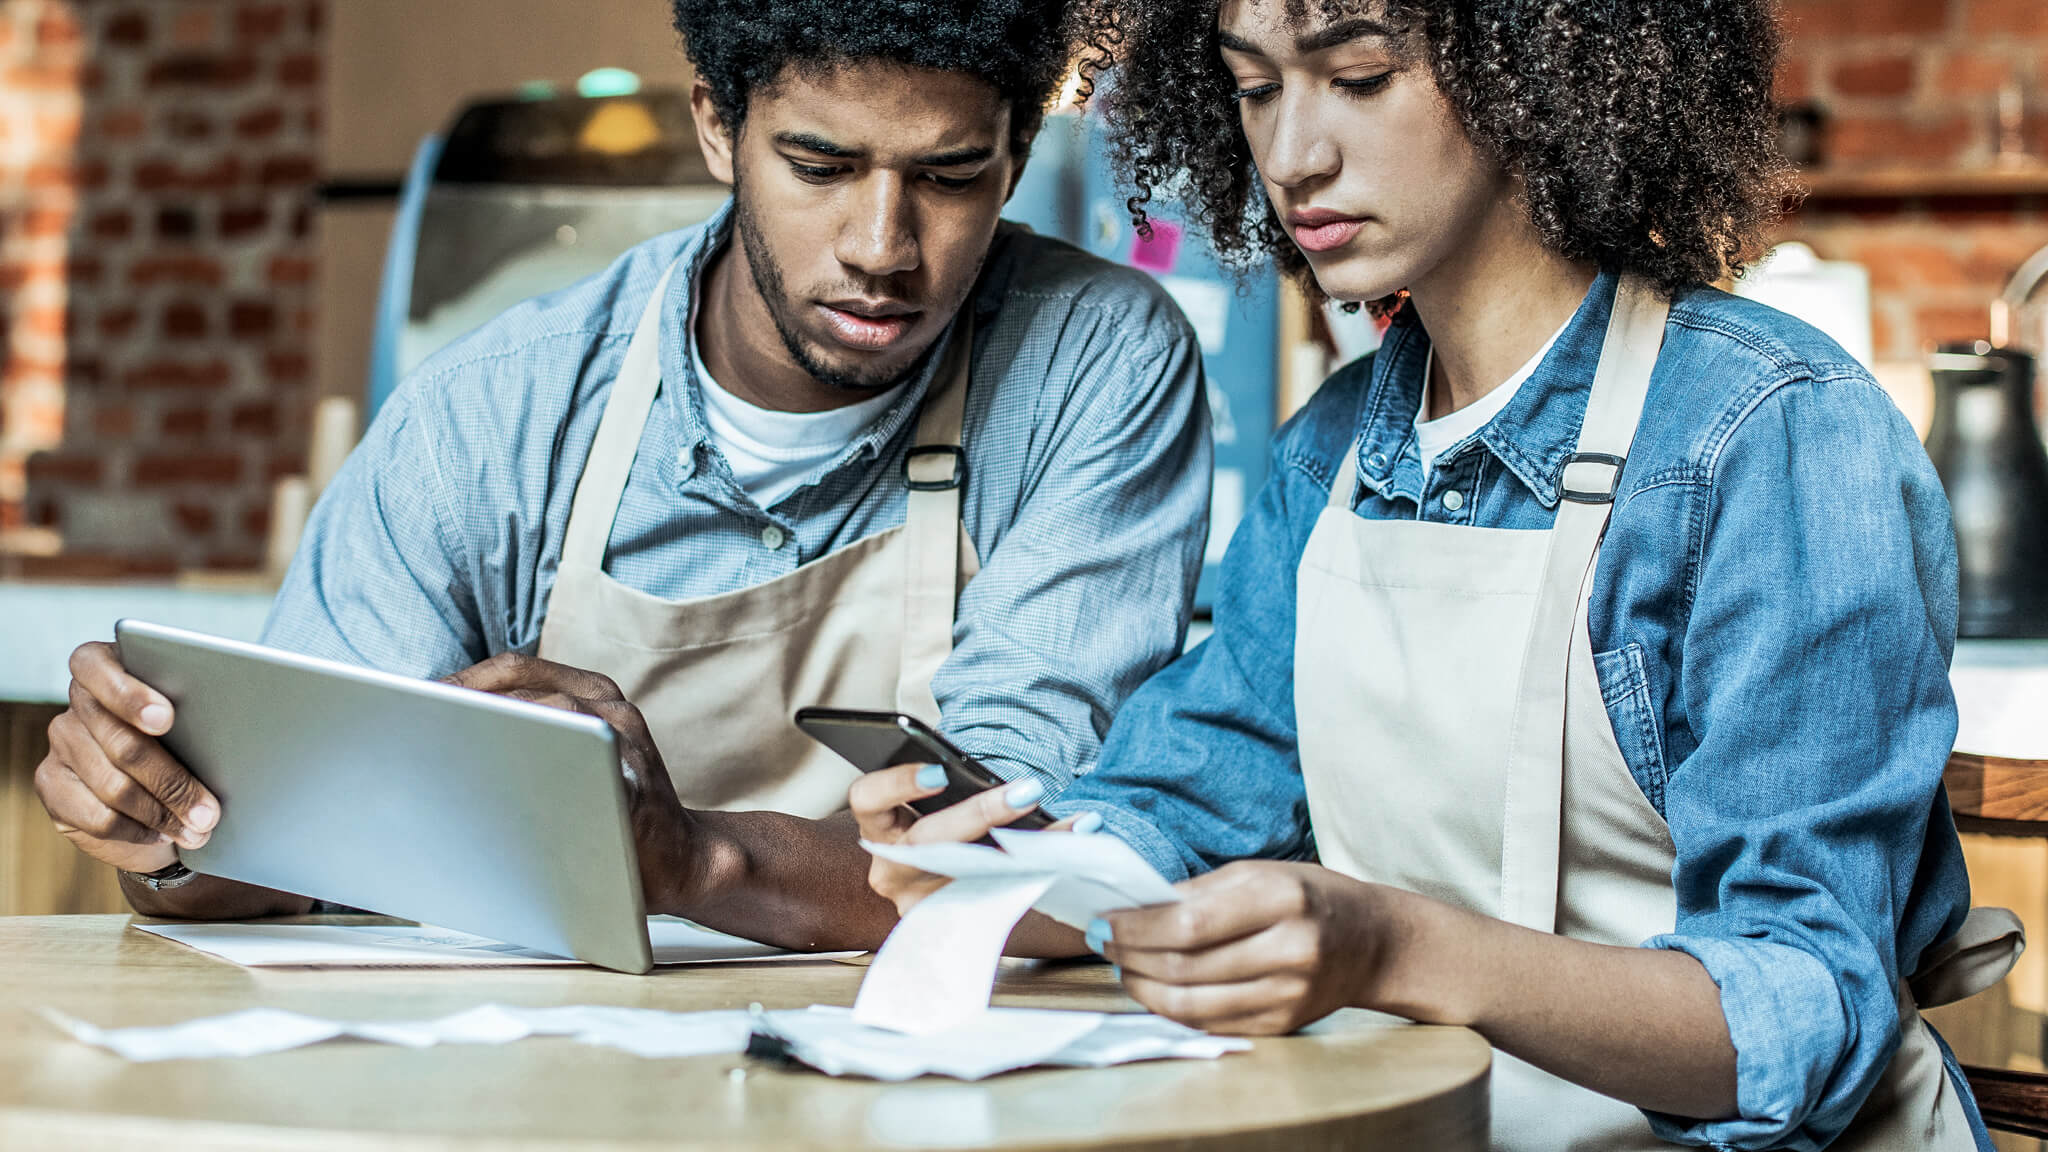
xmin=0 ymin=915 xmax=1490 ymax=1151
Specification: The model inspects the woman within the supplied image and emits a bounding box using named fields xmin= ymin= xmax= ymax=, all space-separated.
xmin=852 ymin=0 xmax=2017 ymax=1147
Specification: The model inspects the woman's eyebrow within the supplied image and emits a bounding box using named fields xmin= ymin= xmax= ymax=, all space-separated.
xmin=1217 ymin=17 xmax=1394 ymax=56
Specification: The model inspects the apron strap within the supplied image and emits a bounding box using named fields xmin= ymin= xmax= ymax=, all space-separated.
xmin=896 ymin=318 xmax=974 ymax=724
xmin=1328 ymin=438 xmax=1365 ymax=511
xmin=558 ymin=261 xmax=681 ymax=574
xmin=1499 ymin=275 xmax=1669 ymax=933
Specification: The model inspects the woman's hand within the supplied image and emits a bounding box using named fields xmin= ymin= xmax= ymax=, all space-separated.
xmin=848 ymin=762 xmax=1058 ymax=916
xmin=1099 ymin=860 xmax=1397 ymax=1036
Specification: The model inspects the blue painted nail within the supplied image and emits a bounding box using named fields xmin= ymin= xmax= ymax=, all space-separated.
xmin=915 ymin=764 xmax=947 ymax=791
xmin=1085 ymin=917 xmax=1113 ymax=954
xmin=1004 ymin=778 xmax=1045 ymax=809
xmin=1071 ymin=811 xmax=1104 ymax=835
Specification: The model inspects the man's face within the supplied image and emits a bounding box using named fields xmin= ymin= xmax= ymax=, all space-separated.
xmin=698 ymin=62 xmax=1019 ymax=392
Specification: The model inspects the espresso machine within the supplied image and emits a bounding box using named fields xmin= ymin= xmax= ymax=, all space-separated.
xmin=1925 ymin=247 xmax=2048 ymax=637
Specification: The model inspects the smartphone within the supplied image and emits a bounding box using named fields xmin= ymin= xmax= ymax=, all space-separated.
xmin=793 ymin=707 xmax=1055 ymax=829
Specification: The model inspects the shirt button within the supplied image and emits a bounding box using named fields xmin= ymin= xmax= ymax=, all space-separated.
xmin=1367 ymin=452 xmax=1389 ymax=470
xmin=760 ymin=525 xmax=788 ymax=551
xmin=1442 ymin=490 xmax=1466 ymax=512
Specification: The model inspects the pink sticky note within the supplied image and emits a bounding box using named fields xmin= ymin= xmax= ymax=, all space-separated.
xmin=1130 ymin=220 xmax=1183 ymax=275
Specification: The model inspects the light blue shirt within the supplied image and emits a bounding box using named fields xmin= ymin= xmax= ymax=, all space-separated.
xmin=264 ymin=202 xmax=1213 ymax=793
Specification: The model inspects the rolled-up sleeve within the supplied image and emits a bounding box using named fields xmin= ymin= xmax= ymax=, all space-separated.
xmin=1642 ymin=374 xmax=1963 ymax=1150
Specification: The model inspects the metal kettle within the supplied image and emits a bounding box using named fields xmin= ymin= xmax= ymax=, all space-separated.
xmin=1925 ymin=342 xmax=2048 ymax=637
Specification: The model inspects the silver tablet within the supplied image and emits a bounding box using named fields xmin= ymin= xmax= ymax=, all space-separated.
xmin=115 ymin=619 xmax=652 ymax=974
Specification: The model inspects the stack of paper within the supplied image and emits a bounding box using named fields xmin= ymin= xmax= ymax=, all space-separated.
xmin=132 ymin=916 xmax=859 ymax=969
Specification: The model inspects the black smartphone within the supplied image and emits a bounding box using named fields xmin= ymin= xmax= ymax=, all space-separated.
xmin=793 ymin=707 xmax=1055 ymax=829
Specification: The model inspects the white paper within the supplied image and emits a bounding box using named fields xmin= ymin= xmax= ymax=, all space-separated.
xmin=853 ymin=875 xmax=1056 ymax=1035
xmin=41 ymin=1003 xmax=752 ymax=1063
xmin=45 ymin=1002 xmax=1247 ymax=1079
xmin=861 ymin=829 xmax=1181 ymax=933
xmin=133 ymin=917 xmax=858 ymax=969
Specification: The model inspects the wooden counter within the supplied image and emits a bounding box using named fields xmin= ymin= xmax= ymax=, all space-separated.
xmin=0 ymin=915 xmax=1491 ymax=1151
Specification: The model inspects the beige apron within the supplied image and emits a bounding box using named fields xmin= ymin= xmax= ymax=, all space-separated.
xmin=1294 ymin=275 xmax=2021 ymax=1150
xmin=538 ymin=261 xmax=979 ymax=817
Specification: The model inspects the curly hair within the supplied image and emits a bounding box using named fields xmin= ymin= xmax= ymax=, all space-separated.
xmin=1104 ymin=0 xmax=1794 ymax=299
xmin=672 ymin=0 xmax=1119 ymax=152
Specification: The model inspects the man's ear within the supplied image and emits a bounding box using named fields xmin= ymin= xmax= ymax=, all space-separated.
xmin=1003 ymin=124 xmax=1040 ymax=203
xmin=690 ymin=79 xmax=737 ymax=187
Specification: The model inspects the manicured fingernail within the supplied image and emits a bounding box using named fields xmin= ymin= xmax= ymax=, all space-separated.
xmin=1111 ymin=964 xmax=1123 ymax=981
xmin=1071 ymin=811 xmax=1104 ymax=835
xmin=139 ymin=704 xmax=172 ymax=733
xmin=187 ymin=802 xmax=217 ymax=831
xmin=915 ymin=764 xmax=947 ymax=791
xmin=1004 ymin=778 xmax=1045 ymax=809
xmin=1085 ymin=917 xmax=1113 ymax=953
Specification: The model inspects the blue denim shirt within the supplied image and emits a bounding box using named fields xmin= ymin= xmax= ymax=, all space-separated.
xmin=265 ymin=203 xmax=1212 ymax=794
xmin=1056 ymin=272 xmax=1980 ymax=1151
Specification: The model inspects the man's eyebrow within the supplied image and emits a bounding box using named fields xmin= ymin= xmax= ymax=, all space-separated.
xmin=920 ymin=145 xmax=995 ymax=167
xmin=775 ymin=132 xmax=860 ymax=158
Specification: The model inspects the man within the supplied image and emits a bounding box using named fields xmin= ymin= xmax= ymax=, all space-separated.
xmin=35 ymin=0 xmax=1210 ymax=949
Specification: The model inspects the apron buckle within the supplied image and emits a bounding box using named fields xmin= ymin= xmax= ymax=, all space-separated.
xmin=1559 ymin=453 xmax=1627 ymax=505
xmin=905 ymin=445 xmax=969 ymax=492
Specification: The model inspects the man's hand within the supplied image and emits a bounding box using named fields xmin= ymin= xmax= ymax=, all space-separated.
xmin=36 ymin=641 xmax=221 ymax=874
xmin=445 ymin=654 xmax=697 ymax=914
xmin=1100 ymin=861 xmax=1393 ymax=1036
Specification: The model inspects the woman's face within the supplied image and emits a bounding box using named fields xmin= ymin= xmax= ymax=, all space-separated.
xmin=1217 ymin=0 xmax=1509 ymax=303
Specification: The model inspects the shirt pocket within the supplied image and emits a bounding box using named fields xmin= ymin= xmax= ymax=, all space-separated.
xmin=1592 ymin=642 xmax=1670 ymax=816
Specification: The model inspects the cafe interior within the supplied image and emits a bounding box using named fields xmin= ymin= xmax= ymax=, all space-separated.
xmin=1 ymin=0 xmax=2047 ymax=1146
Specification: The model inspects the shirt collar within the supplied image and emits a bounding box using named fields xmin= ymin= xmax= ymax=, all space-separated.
xmin=1351 ymin=269 xmax=1620 ymax=509
xmin=657 ymin=202 xmax=1009 ymax=487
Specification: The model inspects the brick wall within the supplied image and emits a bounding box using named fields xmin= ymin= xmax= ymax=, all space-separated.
xmin=0 ymin=0 xmax=321 ymax=573
xmin=1776 ymin=0 xmax=2048 ymax=362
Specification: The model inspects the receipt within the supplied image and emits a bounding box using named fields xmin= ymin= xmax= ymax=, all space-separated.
xmin=861 ymin=829 xmax=1181 ymax=932
xmin=854 ymin=874 xmax=1056 ymax=1035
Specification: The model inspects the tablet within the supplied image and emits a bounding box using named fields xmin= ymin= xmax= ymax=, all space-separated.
xmin=114 ymin=620 xmax=651 ymax=974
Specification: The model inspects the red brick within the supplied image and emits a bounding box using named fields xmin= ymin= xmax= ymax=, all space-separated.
xmin=242 ymin=501 xmax=272 ymax=541
xmin=18 ymin=306 xmax=66 ymax=340
xmin=1826 ymin=113 xmax=1972 ymax=167
xmin=26 ymin=453 xmax=103 ymax=487
xmin=133 ymin=155 xmax=245 ymax=193
xmin=265 ymin=352 xmax=310 ymax=382
xmin=156 ymin=205 xmax=200 ymax=241
xmin=1934 ymin=51 xmax=2018 ymax=97
xmin=1963 ymin=0 xmax=2047 ymax=33
xmin=98 ymin=307 xmax=140 ymax=339
xmin=90 ymin=209 xmax=133 ymax=240
xmin=235 ymin=4 xmax=290 ymax=45
xmin=267 ymin=454 xmax=308 ymax=483
xmin=220 ymin=203 xmax=270 ymax=237
xmin=278 ymin=52 xmax=320 ymax=88
xmin=1830 ymin=55 xmax=1917 ymax=99
xmin=93 ymin=404 xmax=135 ymax=440
xmin=163 ymin=302 xmax=210 ymax=341
xmin=163 ymin=109 xmax=214 ymax=142
xmin=66 ymin=256 xmax=103 ymax=286
xmin=133 ymin=454 xmax=241 ymax=486
xmin=267 ymin=256 xmax=314 ymax=286
xmin=104 ymin=11 xmax=151 ymax=47
xmin=1915 ymin=305 xmax=1993 ymax=349
xmin=172 ymin=502 xmax=216 ymax=535
xmin=124 ymin=360 xmax=231 ymax=391
xmin=161 ymin=406 xmax=210 ymax=438
xmin=37 ymin=6 xmax=83 ymax=48
xmin=28 ymin=499 xmax=58 ymax=529
xmin=234 ymin=106 xmax=285 ymax=140
xmin=230 ymin=301 xmax=276 ymax=339
xmin=129 ymin=256 xmax=225 ymax=288
xmin=202 ymin=551 xmax=265 ymax=573
xmin=1781 ymin=0 xmax=1948 ymax=38
xmin=146 ymin=54 xmax=259 ymax=89
xmin=230 ymin=402 xmax=278 ymax=436
xmin=1856 ymin=241 xmax=1967 ymax=291
xmin=1777 ymin=58 xmax=1814 ymax=104
xmin=259 ymin=155 xmax=318 ymax=187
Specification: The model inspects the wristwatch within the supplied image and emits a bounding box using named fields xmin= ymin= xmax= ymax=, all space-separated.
xmin=125 ymin=860 xmax=198 ymax=891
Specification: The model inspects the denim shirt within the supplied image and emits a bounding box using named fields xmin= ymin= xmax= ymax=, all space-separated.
xmin=265 ymin=204 xmax=1212 ymax=794
xmin=1057 ymin=272 xmax=1979 ymax=1151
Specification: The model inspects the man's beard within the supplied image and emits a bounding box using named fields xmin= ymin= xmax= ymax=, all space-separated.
xmin=732 ymin=184 xmax=935 ymax=395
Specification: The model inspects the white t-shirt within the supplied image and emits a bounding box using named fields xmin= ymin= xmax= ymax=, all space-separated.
xmin=686 ymin=276 xmax=906 ymax=510
xmin=1414 ymin=320 xmax=1568 ymax=478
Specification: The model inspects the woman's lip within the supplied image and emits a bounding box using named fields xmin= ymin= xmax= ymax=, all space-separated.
xmin=1293 ymin=218 xmax=1365 ymax=253
xmin=819 ymin=305 xmax=917 ymax=350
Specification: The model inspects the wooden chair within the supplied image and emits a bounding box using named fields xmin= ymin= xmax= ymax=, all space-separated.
xmin=1945 ymin=751 xmax=2048 ymax=1140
